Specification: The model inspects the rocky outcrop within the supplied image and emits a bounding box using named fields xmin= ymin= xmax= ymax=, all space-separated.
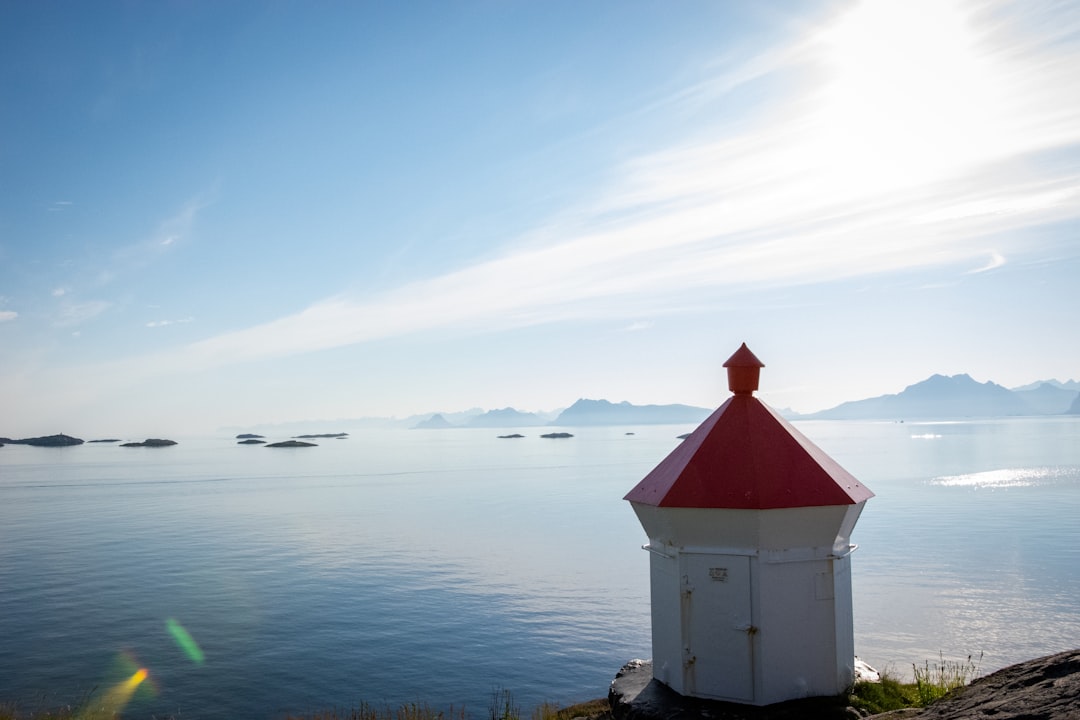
xmin=541 ymin=432 xmax=574 ymax=438
xmin=913 ymin=649 xmax=1079 ymax=720
xmin=265 ymin=440 xmax=317 ymax=447
xmin=498 ymin=433 xmax=526 ymax=439
xmin=609 ymin=659 xmax=859 ymax=720
xmin=236 ymin=433 xmax=265 ymax=439
xmin=0 ymin=434 xmax=85 ymax=446
xmin=238 ymin=438 xmax=267 ymax=445
xmin=293 ymin=433 xmax=347 ymax=439
xmin=609 ymin=650 xmax=1080 ymax=720
xmin=120 ymin=438 xmax=177 ymax=447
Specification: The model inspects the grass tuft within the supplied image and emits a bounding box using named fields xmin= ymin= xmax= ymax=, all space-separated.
xmin=912 ymin=652 xmax=983 ymax=706
xmin=849 ymin=652 xmax=983 ymax=713
xmin=849 ymin=672 xmax=922 ymax=714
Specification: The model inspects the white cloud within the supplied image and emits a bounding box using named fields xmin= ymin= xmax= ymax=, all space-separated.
xmin=52 ymin=287 xmax=67 ymax=297
xmin=152 ymin=196 xmax=209 ymax=248
xmin=0 ymin=310 xmax=17 ymax=322
xmin=54 ymin=0 xmax=1080 ymax=381
xmin=146 ymin=317 xmax=194 ymax=328
xmin=97 ymin=194 xmax=212 ymax=288
xmin=55 ymin=300 xmax=111 ymax=327
xmin=968 ymin=251 xmax=1007 ymax=274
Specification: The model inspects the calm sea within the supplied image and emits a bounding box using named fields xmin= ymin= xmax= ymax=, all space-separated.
xmin=1 ymin=418 xmax=1078 ymax=719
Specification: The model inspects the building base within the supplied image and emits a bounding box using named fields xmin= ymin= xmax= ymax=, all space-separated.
xmin=608 ymin=660 xmax=863 ymax=720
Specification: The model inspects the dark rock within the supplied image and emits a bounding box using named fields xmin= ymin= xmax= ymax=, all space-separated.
xmin=292 ymin=433 xmax=347 ymax=439
xmin=541 ymin=432 xmax=574 ymax=438
xmin=121 ymin=438 xmax=177 ymax=447
xmin=610 ymin=651 xmax=1080 ymax=720
xmin=498 ymin=433 xmax=526 ymax=439
xmin=88 ymin=439 xmax=121 ymax=443
xmin=265 ymin=440 xmax=317 ymax=447
xmin=914 ymin=649 xmax=1079 ymax=720
xmin=2 ymin=434 xmax=85 ymax=447
xmin=237 ymin=439 xmax=266 ymax=445
xmin=609 ymin=659 xmax=856 ymax=720
xmin=236 ymin=433 xmax=265 ymax=439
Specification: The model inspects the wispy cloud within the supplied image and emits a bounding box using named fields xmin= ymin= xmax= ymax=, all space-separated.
xmin=54 ymin=300 xmax=112 ymax=327
xmin=0 ymin=310 xmax=17 ymax=323
xmin=968 ymin=251 xmax=1007 ymax=274
xmin=78 ymin=0 xmax=1080 ymax=379
xmin=99 ymin=194 xmax=213 ymax=287
xmin=146 ymin=317 xmax=194 ymax=328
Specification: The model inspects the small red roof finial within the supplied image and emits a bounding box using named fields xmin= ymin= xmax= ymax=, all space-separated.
xmin=723 ymin=342 xmax=764 ymax=395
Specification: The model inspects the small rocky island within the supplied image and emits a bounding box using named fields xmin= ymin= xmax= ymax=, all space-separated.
xmin=265 ymin=440 xmax=317 ymax=448
xmin=497 ymin=433 xmax=525 ymax=439
xmin=540 ymin=432 xmax=574 ymax=438
xmin=120 ymin=438 xmax=178 ymax=447
xmin=0 ymin=433 xmax=85 ymax=447
xmin=293 ymin=433 xmax=347 ymax=439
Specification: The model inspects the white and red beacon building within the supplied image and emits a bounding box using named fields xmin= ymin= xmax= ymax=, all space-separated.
xmin=624 ymin=343 xmax=874 ymax=705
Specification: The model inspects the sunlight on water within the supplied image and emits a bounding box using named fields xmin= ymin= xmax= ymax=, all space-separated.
xmin=932 ymin=466 xmax=1071 ymax=488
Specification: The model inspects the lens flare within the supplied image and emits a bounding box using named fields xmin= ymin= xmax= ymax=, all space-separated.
xmin=166 ymin=617 xmax=206 ymax=665
xmin=76 ymin=666 xmax=152 ymax=720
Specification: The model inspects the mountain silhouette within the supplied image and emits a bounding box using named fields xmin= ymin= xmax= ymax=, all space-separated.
xmin=804 ymin=374 xmax=1078 ymax=420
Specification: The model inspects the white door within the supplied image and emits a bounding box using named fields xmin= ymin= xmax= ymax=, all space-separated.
xmin=681 ymin=553 xmax=754 ymax=702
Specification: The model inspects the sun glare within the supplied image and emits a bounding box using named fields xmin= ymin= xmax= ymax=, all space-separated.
xmin=809 ymin=0 xmax=1003 ymax=198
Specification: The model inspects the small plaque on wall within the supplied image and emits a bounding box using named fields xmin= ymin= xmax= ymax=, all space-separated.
xmin=709 ymin=567 xmax=729 ymax=582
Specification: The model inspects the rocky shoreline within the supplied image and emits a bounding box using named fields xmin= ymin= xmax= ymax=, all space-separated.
xmin=607 ymin=650 xmax=1079 ymax=720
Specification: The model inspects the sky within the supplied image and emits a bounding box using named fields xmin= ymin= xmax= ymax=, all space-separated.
xmin=2 ymin=0 xmax=1079 ymax=437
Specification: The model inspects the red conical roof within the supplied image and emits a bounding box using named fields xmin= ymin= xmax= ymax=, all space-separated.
xmin=625 ymin=347 xmax=873 ymax=510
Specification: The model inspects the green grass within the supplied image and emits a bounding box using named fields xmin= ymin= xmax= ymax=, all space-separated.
xmin=912 ymin=652 xmax=983 ymax=706
xmin=849 ymin=673 xmax=923 ymax=714
xmin=282 ymin=690 xmax=608 ymax=720
xmin=5 ymin=656 xmax=982 ymax=720
xmin=1 ymin=689 xmax=610 ymax=720
xmin=849 ymin=653 xmax=983 ymax=714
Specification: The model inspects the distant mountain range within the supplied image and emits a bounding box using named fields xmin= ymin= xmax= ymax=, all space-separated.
xmin=215 ymin=375 xmax=1080 ymax=435
xmin=409 ymin=399 xmax=713 ymax=429
xmin=551 ymin=398 xmax=712 ymax=426
xmin=796 ymin=375 xmax=1080 ymax=420
xmin=407 ymin=376 xmax=1080 ymax=428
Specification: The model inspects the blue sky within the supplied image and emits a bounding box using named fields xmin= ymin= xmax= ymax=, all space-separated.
xmin=2 ymin=0 xmax=1079 ymax=436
